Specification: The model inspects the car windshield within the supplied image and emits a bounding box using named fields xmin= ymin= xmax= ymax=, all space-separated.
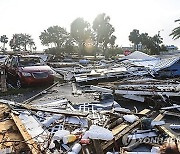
xmin=19 ymin=57 xmax=45 ymax=67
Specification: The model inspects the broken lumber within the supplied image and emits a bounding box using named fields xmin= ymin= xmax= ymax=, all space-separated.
xmin=153 ymin=113 xmax=176 ymax=138
xmin=102 ymin=109 xmax=151 ymax=151
xmin=0 ymin=99 xmax=88 ymax=117
xmin=10 ymin=112 xmax=40 ymax=154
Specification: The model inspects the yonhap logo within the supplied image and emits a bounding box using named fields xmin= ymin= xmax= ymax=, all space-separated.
xmin=122 ymin=135 xmax=180 ymax=147
xmin=122 ymin=134 xmax=138 ymax=146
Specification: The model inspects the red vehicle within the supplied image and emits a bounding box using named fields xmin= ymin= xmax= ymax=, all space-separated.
xmin=4 ymin=55 xmax=54 ymax=88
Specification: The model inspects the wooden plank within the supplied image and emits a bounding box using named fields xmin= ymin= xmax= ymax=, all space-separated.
xmin=153 ymin=113 xmax=176 ymax=138
xmin=115 ymin=120 xmax=140 ymax=141
xmin=102 ymin=120 xmax=140 ymax=150
xmin=153 ymin=113 xmax=164 ymax=121
xmin=0 ymin=120 xmax=24 ymax=148
xmin=156 ymin=125 xmax=176 ymax=138
xmin=10 ymin=113 xmax=40 ymax=154
xmin=102 ymin=109 xmax=151 ymax=151
xmin=138 ymin=109 xmax=151 ymax=115
xmin=112 ymin=124 xmax=128 ymax=136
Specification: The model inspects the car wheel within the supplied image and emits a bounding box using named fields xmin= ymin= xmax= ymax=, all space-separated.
xmin=16 ymin=79 xmax=22 ymax=89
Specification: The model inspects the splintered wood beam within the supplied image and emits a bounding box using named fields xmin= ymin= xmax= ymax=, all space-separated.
xmin=156 ymin=125 xmax=176 ymax=138
xmin=102 ymin=120 xmax=140 ymax=150
xmin=153 ymin=113 xmax=164 ymax=121
xmin=102 ymin=109 xmax=151 ymax=151
xmin=138 ymin=109 xmax=151 ymax=115
xmin=153 ymin=113 xmax=176 ymax=138
xmin=112 ymin=124 xmax=128 ymax=136
xmin=10 ymin=113 xmax=40 ymax=154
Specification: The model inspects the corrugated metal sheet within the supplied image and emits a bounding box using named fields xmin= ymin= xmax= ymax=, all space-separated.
xmin=153 ymin=57 xmax=180 ymax=71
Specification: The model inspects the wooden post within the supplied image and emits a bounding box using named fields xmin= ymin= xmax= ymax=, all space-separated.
xmin=0 ymin=69 xmax=7 ymax=92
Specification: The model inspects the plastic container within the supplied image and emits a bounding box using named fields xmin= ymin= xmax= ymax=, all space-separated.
xmin=53 ymin=130 xmax=70 ymax=140
xmin=42 ymin=115 xmax=61 ymax=127
xmin=72 ymin=143 xmax=81 ymax=153
xmin=63 ymin=134 xmax=78 ymax=144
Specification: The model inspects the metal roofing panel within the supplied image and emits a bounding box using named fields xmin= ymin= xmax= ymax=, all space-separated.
xmin=153 ymin=57 xmax=180 ymax=71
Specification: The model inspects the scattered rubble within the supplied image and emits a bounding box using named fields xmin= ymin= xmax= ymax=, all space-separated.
xmin=0 ymin=81 xmax=180 ymax=153
xmin=0 ymin=51 xmax=180 ymax=153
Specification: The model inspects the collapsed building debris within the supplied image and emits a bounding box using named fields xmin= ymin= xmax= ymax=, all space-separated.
xmin=0 ymin=81 xmax=180 ymax=154
xmin=0 ymin=51 xmax=180 ymax=153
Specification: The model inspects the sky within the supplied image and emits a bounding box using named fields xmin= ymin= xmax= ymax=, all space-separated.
xmin=0 ymin=0 xmax=180 ymax=51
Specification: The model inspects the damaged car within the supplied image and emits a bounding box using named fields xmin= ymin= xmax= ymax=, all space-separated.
xmin=4 ymin=54 xmax=54 ymax=88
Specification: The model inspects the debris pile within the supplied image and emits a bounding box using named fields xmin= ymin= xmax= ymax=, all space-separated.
xmin=0 ymin=51 xmax=180 ymax=153
xmin=0 ymin=81 xmax=180 ymax=154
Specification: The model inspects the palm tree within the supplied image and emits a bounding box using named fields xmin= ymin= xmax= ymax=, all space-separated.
xmin=70 ymin=18 xmax=92 ymax=56
xmin=9 ymin=34 xmax=35 ymax=51
xmin=93 ymin=13 xmax=116 ymax=58
xmin=129 ymin=29 xmax=140 ymax=51
xmin=170 ymin=18 xmax=180 ymax=40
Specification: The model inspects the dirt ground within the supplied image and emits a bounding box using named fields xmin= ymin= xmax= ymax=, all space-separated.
xmin=0 ymin=86 xmax=46 ymax=103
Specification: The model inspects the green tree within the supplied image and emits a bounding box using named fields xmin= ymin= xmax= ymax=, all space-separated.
xmin=0 ymin=35 xmax=8 ymax=52
xmin=160 ymin=44 xmax=168 ymax=51
xmin=39 ymin=26 xmax=70 ymax=50
xmin=107 ymin=46 xmax=123 ymax=58
xmin=170 ymin=18 xmax=180 ymax=40
xmin=70 ymin=18 xmax=93 ymax=56
xmin=93 ymin=13 xmax=116 ymax=58
xmin=139 ymin=33 xmax=149 ymax=50
xmin=131 ymin=31 xmax=164 ymax=55
xmin=109 ymin=35 xmax=116 ymax=47
xmin=152 ymin=34 xmax=163 ymax=54
xmin=129 ymin=29 xmax=140 ymax=50
xmin=9 ymin=33 xmax=35 ymax=51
